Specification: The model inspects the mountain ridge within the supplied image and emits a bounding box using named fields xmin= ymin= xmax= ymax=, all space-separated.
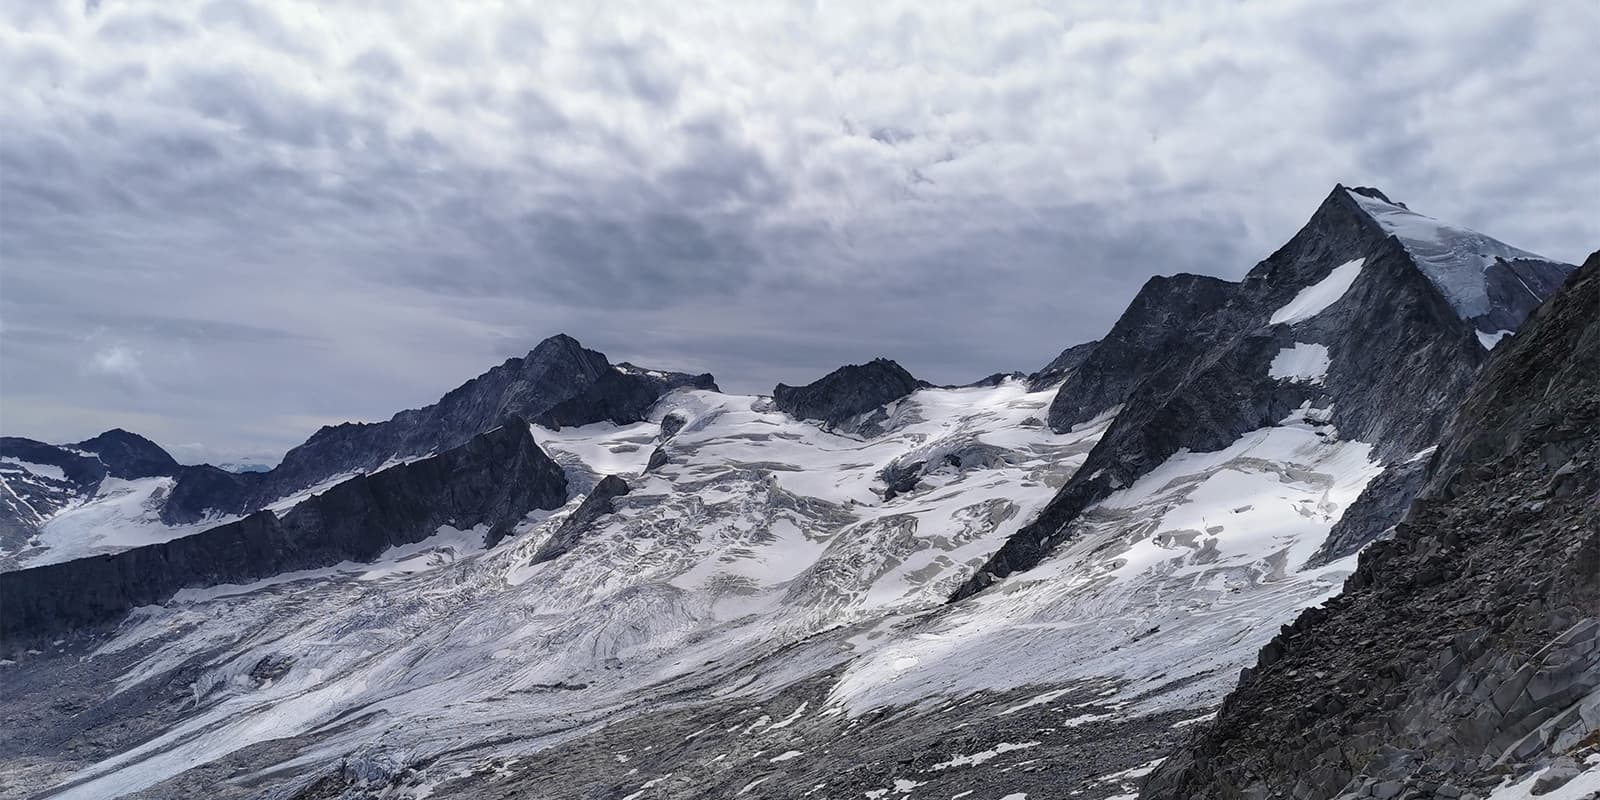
xmin=950 ymin=183 xmax=1573 ymax=601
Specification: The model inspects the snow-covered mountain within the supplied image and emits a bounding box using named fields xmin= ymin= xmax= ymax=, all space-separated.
xmin=0 ymin=186 xmax=1587 ymax=800
xmin=0 ymin=336 xmax=712 ymax=573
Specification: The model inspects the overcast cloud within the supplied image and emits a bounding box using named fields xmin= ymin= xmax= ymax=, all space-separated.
xmin=1 ymin=0 xmax=1595 ymax=463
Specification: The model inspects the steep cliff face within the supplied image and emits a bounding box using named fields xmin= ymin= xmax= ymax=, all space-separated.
xmin=1045 ymin=273 xmax=1236 ymax=432
xmin=0 ymin=421 xmax=568 ymax=645
xmin=1143 ymin=253 xmax=1600 ymax=800
xmin=953 ymin=185 xmax=1566 ymax=601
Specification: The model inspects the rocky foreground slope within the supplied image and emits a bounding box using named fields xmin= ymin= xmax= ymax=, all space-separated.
xmin=1144 ymin=253 xmax=1600 ymax=799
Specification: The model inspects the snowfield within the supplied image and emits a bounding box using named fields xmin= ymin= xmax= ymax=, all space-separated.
xmin=15 ymin=378 xmax=1387 ymax=799
xmin=37 ymin=380 xmax=1122 ymax=799
xmin=9 ymin=477 xmax=238 ymax=570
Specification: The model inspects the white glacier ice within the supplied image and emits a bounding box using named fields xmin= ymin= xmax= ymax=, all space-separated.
xmin=1346 ymin=189 xmax=1543 ymax=321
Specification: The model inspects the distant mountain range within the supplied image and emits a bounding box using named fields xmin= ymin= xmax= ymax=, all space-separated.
xmin=0 ymin=185 xmax=1592 ymax=800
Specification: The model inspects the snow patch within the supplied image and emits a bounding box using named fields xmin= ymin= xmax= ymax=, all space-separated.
xmin=1268 ymin=343 xmax=1331 ymax=384
xmin=0 ymin=457 xmax=67 ymax=481
xmin=1476 ymin=329 xmax=1513 ymax=350
xmin=928 ymin=741 xmax=1040 ymax=771
xmin=1269 ymin=258 xmax=1365 ymax=326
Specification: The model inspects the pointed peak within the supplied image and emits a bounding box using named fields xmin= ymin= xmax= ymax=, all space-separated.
xmin=1342 ymin=184 xmax=1406 ymax=209
xmin=1336 ymin=186 xmax=1572 ymax=334
xmin=530 ymin=332 xmax=588 ymax=355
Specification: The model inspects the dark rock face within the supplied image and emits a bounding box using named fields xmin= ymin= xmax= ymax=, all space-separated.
xmin=160 ymin=465 xmax=266 ymax=525
xmin=71 ymin=429 xmax=180 ymax=479
xmin=0 ymin=421 xmax=568 ymax=646
xmin=954 ymin=185 xmax=1569 ymax=601
xmin=1026 ymin=340 xmax=1099 ymax=391
xmin=532 ymin=365 xmax=716 ymax=430
xmin=773 ymin=358 xmax=928 ymax=433
xmin=1480 ymin=256 xmax=1576 ymax=334
xmin=1045 ymin=275 xmax=1235 ymax=432
xmin=528 ymin=474 xmax=630 ymax=562
xmin=158 ymin=334 xmax=709 ymax=522
xmin=1142 ymin=253 xmax=1600 ymax=800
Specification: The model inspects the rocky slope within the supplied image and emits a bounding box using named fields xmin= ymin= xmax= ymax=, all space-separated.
xmin=0 ymin=421 xmax=568 ymax=644
xmin=1142 ymin=253 xmax=1600 ymax=800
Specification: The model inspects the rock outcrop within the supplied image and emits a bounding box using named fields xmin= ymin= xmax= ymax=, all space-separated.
xmin=773 ymin=358 xmax=928 ymax=434
xmin=528 ymin=474 xmax=631 ymax=562
xmin=1142 ymin=252 xmax=1600 ymax=800
xmin=1044 ymin=274 xmax=1235 ymax=431
xmin=1026 ymin=339 xmax=1100 ymax=391
xmin=0 ymin=421 xmax=568 ymax=646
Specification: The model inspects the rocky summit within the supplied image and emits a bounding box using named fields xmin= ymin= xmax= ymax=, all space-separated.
xmin=772 ymin=357 xmax=930 ymax=435
xmin=0 ymin=187 xmax=1592 ymax=800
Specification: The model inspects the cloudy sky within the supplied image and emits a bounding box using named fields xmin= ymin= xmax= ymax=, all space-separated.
xmin=1 ymin=0 xmax=1595 ymax=464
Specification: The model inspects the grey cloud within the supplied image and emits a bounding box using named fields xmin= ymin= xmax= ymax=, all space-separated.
xmin=582 ymin=37 xmax=682 ymax=107
xmin=349 ymin=47 xmax=404 ymax=83
xmin=0 ymin=0 xmax=1594 ymax=461
xmin=96 ymin=10 xmax=190 ymax=43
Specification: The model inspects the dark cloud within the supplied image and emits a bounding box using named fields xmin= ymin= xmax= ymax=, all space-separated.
xmin=0 ymin=0 xmax=1594 ymax=461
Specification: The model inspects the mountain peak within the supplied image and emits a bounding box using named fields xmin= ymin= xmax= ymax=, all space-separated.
xmin=773 ymin=358 xmax=927 ymax=431
xmin=1340 ymin=186 xmax=1574 ymax=336
xmin=72 ymin=428 xmax=180 ymax=479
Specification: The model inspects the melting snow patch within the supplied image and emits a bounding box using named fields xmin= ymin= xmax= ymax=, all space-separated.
xmin=1098 ymin=757 xmax=1165 ymax=781
xmin=928 ymin=741 xmax=1041 ymax=771
xmin=770 ymin=750 xmax=804 ymax=763
xmin=620 ymin=772 xmax=671 ymax=800
xmin=1171 ymin=711 xmax=1217 ymax=727
xmin=1476 ymin=329 xmax=1513 ymax=350
xmin=1269 ymin=343 xmax=1331 ymax=384
xmin=738 ymin=777 xmax=768 ymax=795
xmin=1485 ymin=762 xmax=1600 ymax=800
xmin=1269 ymin=258 xmax=1365 ymax=326
xmin=1001 ymin=686 xmax=1075 ymax=715
xmin=767 ymin=701 xmax=808 ymax=729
